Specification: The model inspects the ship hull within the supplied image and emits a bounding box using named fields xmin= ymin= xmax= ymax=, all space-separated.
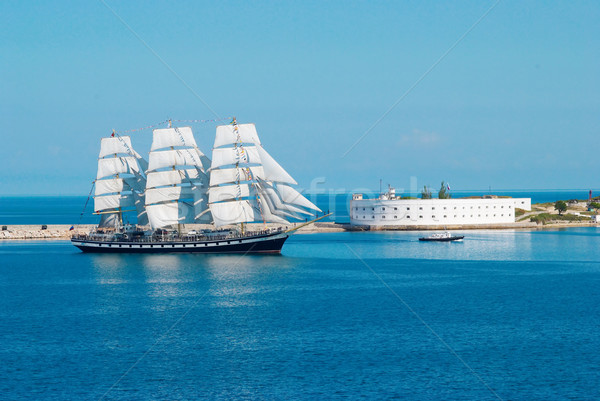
xmin=71 ymin=232 xmax=289 ymax=254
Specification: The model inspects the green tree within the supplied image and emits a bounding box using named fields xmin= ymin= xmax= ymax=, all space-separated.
xmin=589 ymin=202 xmax=600 ymax=212
xmin=554 ymin=200 xmax=567 ymax=215
xmin=438 ymin=181 xmax=451 ymax=199
xmin=421 ymin=185 xmax=432 ymax=199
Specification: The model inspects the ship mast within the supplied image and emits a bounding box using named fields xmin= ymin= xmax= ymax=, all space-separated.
xmin=144 ymin=125 xmax=212 ymax=231
xmin=94 ymin=135 xmax=147 ymax=229
xmin=207 ymin=120 xmax=321 ymax=229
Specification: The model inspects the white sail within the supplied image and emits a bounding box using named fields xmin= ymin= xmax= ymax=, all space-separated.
xmin=148 ymin=148 xmax=206 ymax=172
xmin=151 ymin=127 xmax=197 ymax=150
xmin=209 ymin=198 xmax=287 ymax=226
xmin=214 ymin=124 xmax=261 ymax=149
xmin=98 ymin=212 xmax=120 ymax=228
xmin=94 ymin=193 xmax=135 ymax=212
xmin=146 ymin=201 xmax=195 ymax=229
xmin=208 ymin=183 xmax=252 ymax=204
xmin=255 ymin=199 xmax=289 ymax=225
xmin=255 ymin=146 xmax=297 ymax=185
xmin=276 ymin=183 xmax=321 ymax=212
xmin=95 ymin=178 xmax=125 ymax=196
xmin=147 ymin=169 xmax=202 ymax=189
xmin=145 ymin=126 xmax=211 ymax=229
xmin=146 ymin=186 xmax=195 ymax=205
xmin=209 ymin=166 xmax=265 ymax=186
xmin=260 ymin=183 xmax=313 ymax=218
xmin=211 ymin=146 xmax=261 ymax=169
xmin=208 ymin=122 xmax=318 ymax=227
xmin=209 ymin=200 xmax=260 ymax=226
xmin=97 ymin=156 xmax=140 ymax=180
xmin=149 ymin=127 xmax=211 ymax=170
xmin=99 ymin=136 xmax=136 ymax=158
xmin=94 ymin=137 xmax=148 ymax=225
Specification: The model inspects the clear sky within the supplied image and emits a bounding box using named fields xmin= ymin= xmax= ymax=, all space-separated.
xmin=1 ymin=0 xmax=598 ymax=195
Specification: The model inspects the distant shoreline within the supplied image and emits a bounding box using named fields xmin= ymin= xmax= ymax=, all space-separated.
xmin=0 ymin=221 xmax=597 ymax=241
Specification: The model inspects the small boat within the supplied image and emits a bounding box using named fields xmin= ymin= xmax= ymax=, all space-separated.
xmin=419 ymin=231 xmax=464 ymax=242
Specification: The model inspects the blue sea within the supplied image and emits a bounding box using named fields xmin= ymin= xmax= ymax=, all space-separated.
xmin=0 ymin=190 xmax=598 ymax=225
xmin=1 ymin=194 xmax=600 ymax=399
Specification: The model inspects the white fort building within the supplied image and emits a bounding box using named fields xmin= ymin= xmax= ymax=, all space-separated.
xmin=350 ymin=187 xmax=531 ymax=227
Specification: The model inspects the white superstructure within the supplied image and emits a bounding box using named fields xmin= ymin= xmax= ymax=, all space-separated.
xmin=350 ymin=189 xmax=531 ymax=227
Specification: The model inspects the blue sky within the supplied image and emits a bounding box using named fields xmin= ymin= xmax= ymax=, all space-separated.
xmin=1 ymin=0 xmax=598 ymax=195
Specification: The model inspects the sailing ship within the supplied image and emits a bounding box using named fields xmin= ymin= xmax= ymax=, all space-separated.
xmin=71 ymin=119 xmax=324 ymax=253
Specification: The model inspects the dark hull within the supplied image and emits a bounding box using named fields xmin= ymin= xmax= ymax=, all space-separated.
xmin=71 ymin=232 xmax=289 ymax=254
xmin=419 ymin=236 xmax=464 ymax=242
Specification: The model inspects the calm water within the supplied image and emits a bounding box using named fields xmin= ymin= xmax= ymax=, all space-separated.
xmin=1 ymin=190 xmax=598 ymax=225
xmin=1 ymin=228 xmax=599 ymax=400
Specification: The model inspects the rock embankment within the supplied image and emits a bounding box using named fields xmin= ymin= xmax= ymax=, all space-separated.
xmin=0 ymin=225 xmax=95 ymax=240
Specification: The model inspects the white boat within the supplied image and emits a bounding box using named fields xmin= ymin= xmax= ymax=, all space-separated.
xmin=419 ymin=232 xmax=464 ymax=242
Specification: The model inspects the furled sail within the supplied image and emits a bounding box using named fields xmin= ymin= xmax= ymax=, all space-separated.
xmin=145 ymin=127 xmax=211 ymax=229
xmin=208 ymin=121 xmax=321 ymax=227
xmin=94 ymin=136 xmax=149 ymax=227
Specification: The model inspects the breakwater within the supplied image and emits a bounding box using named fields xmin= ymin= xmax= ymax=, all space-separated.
xmin=0 ymin=225 xmax=95 ymax=240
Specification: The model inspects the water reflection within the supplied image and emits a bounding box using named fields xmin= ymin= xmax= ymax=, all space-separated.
xmin=286 ymin=230 xmax=539 ymax=261
xmin=85 ymin=228 xmax=599 ymax=320
xmin=89 ymin=251 xmax=295 ymax=314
